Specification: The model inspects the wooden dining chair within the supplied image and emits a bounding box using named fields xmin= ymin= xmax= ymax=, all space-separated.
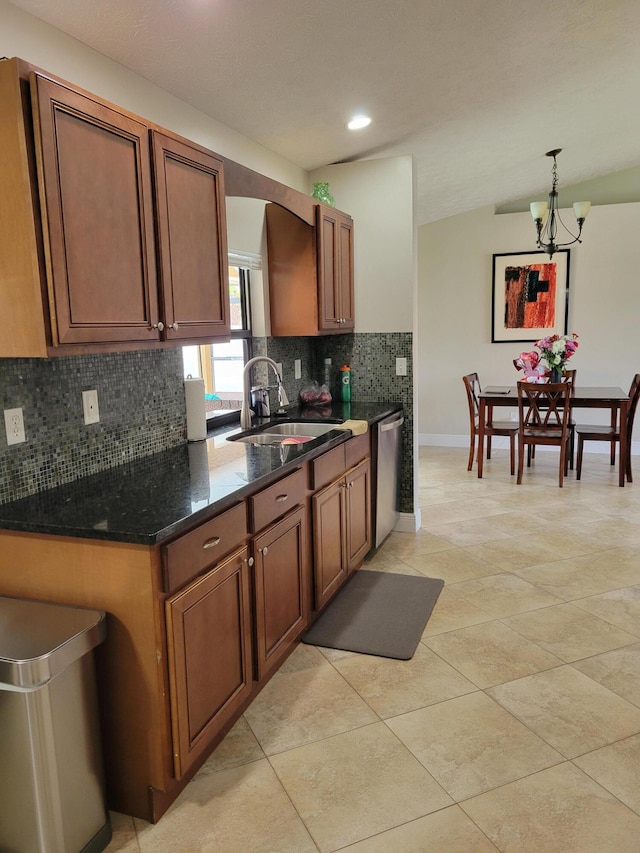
xmin=523 ymin=368 xmax=577 ymax=470
xmin=463 ymin=373 xmax=518 ymax=474
xmin=575 ymin=373 xmax=640 ymax=482
xmin=516 ymin=380 xmax=573 ymax=487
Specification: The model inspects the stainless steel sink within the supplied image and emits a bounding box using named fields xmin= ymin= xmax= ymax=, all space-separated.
xmin=228 ymin=421 xmax=339 ymax=445
xmin=261 ymin=422 xmax=338 ymax=437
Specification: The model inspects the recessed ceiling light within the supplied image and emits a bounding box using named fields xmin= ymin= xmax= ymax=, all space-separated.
xmin=347 ymin=115 xmax=371 ymax=130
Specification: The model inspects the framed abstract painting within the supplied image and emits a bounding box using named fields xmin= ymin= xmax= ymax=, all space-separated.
xmin=491 ymin=249 xmax=570 ymax=343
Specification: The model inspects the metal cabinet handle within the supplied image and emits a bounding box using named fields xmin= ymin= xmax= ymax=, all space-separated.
xmin=170 ymin=322 xmax=179 ymax=331
xmin=152 ymin=321 xmax=165 ymax=331
xmin=259 ymin=546 xmax=269 ymax=556
xmin=244 ymin=556 xmax=254 ymax=567
xmin=202 ymin=536 xmax=221 ymax=550
xmin=275 ymin=494 xmax=288 ymax=503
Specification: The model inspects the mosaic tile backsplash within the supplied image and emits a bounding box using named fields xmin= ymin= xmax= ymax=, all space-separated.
xmin=0 ymin=333 xmax=413 ymax=515
xmin=0 ymin=349 xmax=186 ymax=504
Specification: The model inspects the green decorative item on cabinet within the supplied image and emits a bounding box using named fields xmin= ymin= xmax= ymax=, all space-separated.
xmin=311 ymin=182 xmax=335 ymax=207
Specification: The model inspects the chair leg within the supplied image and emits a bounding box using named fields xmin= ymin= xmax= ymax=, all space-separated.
xmin=487 ymin=436 xmax=492 ymax=459
xmin=517 ymin=438 xmax=525 ymax=484
xmin=610 ymin=440 xmax=616 ymax=466
xmin=576 ymin=435 xmax=584 ymax=480
xmin=509 ymin=433 xmax=515 ymax=476
xmin=467 ymin=433 xmax=476 ymax=472
xmin=559 ymin=443 xmax=565 ymax=487
xmin=568 ymin=426 xmax=575 ymax=470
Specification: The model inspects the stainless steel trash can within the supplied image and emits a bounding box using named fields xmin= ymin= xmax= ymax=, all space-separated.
xmin=0 ymin=596 xmax=111 ymax=853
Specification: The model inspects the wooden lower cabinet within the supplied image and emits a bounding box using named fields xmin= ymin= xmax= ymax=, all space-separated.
xmin=165 ymin=546 xmax=253 ymax=779
xmin=253 ymin=505 xmax=309 ymax=681
xmin=312 ymin=457 xmax=372 ymax=610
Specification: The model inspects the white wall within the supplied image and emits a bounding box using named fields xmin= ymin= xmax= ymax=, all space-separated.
xmin=418 ymin=201 xmax=640 ymax=443
xmin=309 ymin=157 xmax=416 ymax=334
xmin=0 ymin=0 xmax=307 ymax=190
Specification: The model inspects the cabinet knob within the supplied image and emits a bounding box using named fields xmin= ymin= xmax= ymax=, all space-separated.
xmin=259 ymin=546 xmax=269 ymax=556
xmin=170 ymin=322 xmax=179 ymax=331
xmin=202 ymin=536 xmax=221 ymax=549
xmin=347 ymin=481 xmax=353 ymax=488
xmin=153 ymin=321 xmax=165 ymax=331
xmin=245 ymin=556 xmax=254 ymax=567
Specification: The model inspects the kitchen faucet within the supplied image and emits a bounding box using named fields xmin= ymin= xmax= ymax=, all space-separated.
xmin=240 ymin=356 xmax=289 ymax=429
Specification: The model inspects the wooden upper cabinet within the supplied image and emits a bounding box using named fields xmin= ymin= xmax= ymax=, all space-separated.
xmin=151 ymin=132 xmax=230 ymax=341
xmin=265 ymin=201 xmax=355 ymax=336
xmin=317 ymin=205 xmax=354 ymax=331
xmin=31 ymin=72 xmax=161 ymax=346
xmin=0 ymin=58 xmax=233 ymax=357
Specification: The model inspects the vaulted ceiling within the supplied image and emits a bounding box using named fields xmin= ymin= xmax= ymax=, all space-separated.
xmin=8 ymin=0 xmax=640 ymax=225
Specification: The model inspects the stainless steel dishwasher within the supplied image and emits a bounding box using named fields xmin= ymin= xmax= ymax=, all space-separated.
xmin=372 ymin=410 xmax=404 ymax=547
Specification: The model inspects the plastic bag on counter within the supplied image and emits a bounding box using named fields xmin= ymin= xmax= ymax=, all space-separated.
xmin=299 ymin=381 xmax=332 ymax=407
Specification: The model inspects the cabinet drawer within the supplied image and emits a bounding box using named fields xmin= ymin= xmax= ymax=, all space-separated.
xmin=250 ymin=467 xmax=307 ymax=533
xmin=345 ymin=431 xmax=370 ymax=469
xmin=162 ymin=502 xmax=247 ymax=593
xmin=311 ymin=444 xmax=346 ymax=491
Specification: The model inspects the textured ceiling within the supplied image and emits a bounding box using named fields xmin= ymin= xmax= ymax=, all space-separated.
xmin=8 ymin=0 xmax=640 ymax=225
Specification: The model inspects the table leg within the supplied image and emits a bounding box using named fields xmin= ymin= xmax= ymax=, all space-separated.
xmin=478 ymin=399 xmax=486 ymax=478
xmin=619 ymin=399 xmax=629 ymax=487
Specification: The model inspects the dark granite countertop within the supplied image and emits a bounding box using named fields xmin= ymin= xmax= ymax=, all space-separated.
xmin=0 ymin=401 xmax=401 ymax=546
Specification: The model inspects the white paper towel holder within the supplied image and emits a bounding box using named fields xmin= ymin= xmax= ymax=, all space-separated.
xmin=185 ymin=374 xmax=207 ymax=442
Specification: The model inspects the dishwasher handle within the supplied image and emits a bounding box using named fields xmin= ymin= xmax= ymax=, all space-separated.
xmin=380 ymin=415 xmax=404 ymax=432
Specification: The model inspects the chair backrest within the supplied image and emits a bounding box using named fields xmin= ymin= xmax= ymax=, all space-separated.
xmin=462 ymin=373 xmax=481 ymax=422
xmin=517 ymin=380 xmax=572 ymax=436
xmin=626 ymin=373 xmax=640 ymax=439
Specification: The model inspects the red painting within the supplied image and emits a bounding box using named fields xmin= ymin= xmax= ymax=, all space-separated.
xmin=503 ymin=262 xmax=556 ymax=329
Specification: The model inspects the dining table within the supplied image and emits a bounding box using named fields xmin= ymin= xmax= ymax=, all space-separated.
xmin=478 ymin=385 xmax=630 ymax=486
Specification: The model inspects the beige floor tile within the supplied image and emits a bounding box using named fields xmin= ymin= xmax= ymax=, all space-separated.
xmin=244 ymin=663 xmax=378 ymax=755
xmin=420 ymin=499 xmax=507 ymax=527
xmin=572 ymin=586 xmax=640 ymax=637
xmin=333 ymin=642 xmax=477 ymax=718
xmin=574 ymin=733 xmax=640 ymax=815
xmin=105 ymin=812 xmax=139 ymax=853
xmin=269 ymin=722 xmax=452 ymax=853
xmin=571 ymin=518 xmax=640 ymax=548
xmin=517 ymin=525 xmax=608 ymax=558
xmin=503 ymin=603 xmax=638 ymax=662
xmin=378 ymin=529 xmax=455 ymax=559
xmin=515 ymin=549 xmax=640 ymax=601
xmin=421 ymin=587 xmax=495 ymax=636
xmin=446 ymin=572 xmax=563 ymax=617
xmin=461 ymin=762 xmax=640 ymax=853
xmin=573 ymin=643 xmax=640 ymax=707
xmin=403 ymin=548 xmax=499 ymax=584
xmin=194 ymin=716 xmax=264 ymax=776
xmin=134 ymin=759 xmax=317 ymax=853
xmin=423 ymin=620 xmax=561 ymax=688
xmin=315 ymin=644 xmax=359 ymax=662
xmin=338 ymin=805 xmax=500 ymax=852
xmin=387 ymin=691 xmax=563 ymax=800
xmin=487 ymin=665 xmax=640 ymax=758
xmin=277 ymin=642 xmax=328 ymax=674
xmin=363 ymin=559 xmax=423 ymax=576
xmin=463 ymin=536 xmax=561 ymax=571
xmin=420 ymin=518 xmax=512 ymax=547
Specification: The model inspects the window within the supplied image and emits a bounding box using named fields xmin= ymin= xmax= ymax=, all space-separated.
xmin=182 ymin=264 xmax=252 ymax=425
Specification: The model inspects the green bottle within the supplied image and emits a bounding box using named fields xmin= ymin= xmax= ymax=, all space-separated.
xmin=340 ymin=365 xmax=351 ymax=402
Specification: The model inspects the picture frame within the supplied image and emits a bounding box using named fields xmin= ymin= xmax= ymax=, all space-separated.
xmin=491 ymin=249 xmax=570 ymax=343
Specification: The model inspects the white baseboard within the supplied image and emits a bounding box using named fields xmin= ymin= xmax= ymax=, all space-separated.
xmin=394 ymin=510 xmax=421 ymax=533
xmin=418 ymin=434 xmax=640 ymax=455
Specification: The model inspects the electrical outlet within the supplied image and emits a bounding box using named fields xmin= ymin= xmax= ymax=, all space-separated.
xmin=4 ymin=407 xmax=26 ymax=445
xmin=396 ymin=357 xmax=408 ymax=376
xmin=82 ymin=389 xmax=100 ymax=425
xmin=294 ymin=359 xmax=302 ymax=379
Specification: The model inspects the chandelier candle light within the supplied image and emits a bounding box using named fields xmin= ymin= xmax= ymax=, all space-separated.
xmin=530 ymin=149 xmax=591 ymax=258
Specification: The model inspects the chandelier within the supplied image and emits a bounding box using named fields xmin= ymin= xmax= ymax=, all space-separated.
xmin=530 ymin=149 xmax=591 ymax=258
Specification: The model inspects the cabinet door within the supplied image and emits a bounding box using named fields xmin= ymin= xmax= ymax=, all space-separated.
xmin=345 ymin=458 xmax=372 ymax=572
xmin=151 ymin=132 xmax=230 ymax=341
xmin=312 ymin=477 xmax=348 ymax=609
xmin=317 ymin=206 xmax=341 ymax=331
xmin=165 ymin=546 xmax=253 ymax=779
xmin=337 ymin=214 xmax=355 ymax=329
xmin=317 ymin=206 xmax=355 ymax=332
xmin=253 ymin=506 xmax=309 ymax=681
xmin=31 ymin=73 xmax=160 ymax=345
